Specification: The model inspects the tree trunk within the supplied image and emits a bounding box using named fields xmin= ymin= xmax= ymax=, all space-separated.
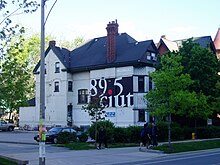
xmin=95 ymin=112 xmax=98 ymax=148
xmin=168 ymin=113 xmax=172 ymax=150
xmin=8 ymin=111 xmax=12 ymax=122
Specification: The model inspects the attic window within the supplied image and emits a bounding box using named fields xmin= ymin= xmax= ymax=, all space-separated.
xmin=146 ymin=52 xmax=151 ymax=60
xmin=55 ymin=62 xmax=60 ymax=73
xmin=151 ymin=53 xmax=157 ymax=61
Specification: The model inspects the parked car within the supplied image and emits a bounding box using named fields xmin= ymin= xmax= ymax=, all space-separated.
xmin=34 ymin=127 xmax=78 ymax=144
xmin=0 ymin=120 xmax=15 ymax=131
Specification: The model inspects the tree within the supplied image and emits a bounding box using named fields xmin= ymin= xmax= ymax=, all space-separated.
xmin=0 ymin=0 xmax=39 ymax=56
xmin=0 ymin=32 xmax=32 ymax=121
xmin=145 ymin=52 xmax=199 ymax=149
xmin=179 ymin=39 xmax=220 ymax=123
xmin=82 ymin=97 xmax=106 ymax=146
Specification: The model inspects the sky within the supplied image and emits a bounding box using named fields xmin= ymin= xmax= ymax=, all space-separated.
xmin=13 ymin=0 xmax=220 ymax=44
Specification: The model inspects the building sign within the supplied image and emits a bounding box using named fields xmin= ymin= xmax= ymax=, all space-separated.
xmin=106 ymin=112 xmax=115 ymax=117
xmin=90 ymin=77 xmax=133 ymax=108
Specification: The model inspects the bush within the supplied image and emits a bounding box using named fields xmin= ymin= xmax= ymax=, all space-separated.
xmin=113 ymin=127 xmax=128 ymax=143
xmin=88 ymin=120 xmax=115 ymax=142
xmin=78 ymin=132 xmax=89 ymax=142
xmin=57 ymin=132 xmax=77 ymax=144
xmin=125 ymin=126 xmax=141 ymax=143
xmin=197 ymin=126 xmax=220 ymax=139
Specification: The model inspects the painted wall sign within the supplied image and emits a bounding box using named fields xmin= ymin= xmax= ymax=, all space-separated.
xmin=90 ymin=77 xmax=133 ymax=108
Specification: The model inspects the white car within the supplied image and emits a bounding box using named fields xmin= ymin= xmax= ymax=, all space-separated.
xmin=0 ymin=120 xmax=15 ymax=131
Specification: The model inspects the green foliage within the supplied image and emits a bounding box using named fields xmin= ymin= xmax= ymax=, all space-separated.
xmin=88 ymin=120 xmax=115 ymax=142
xmin=77 ymin=132 xmax=88 ymax=142
xmin=145 ymin=52 xmax=194 ymax=117
xmin=0 ymin=34 xmax=32 ymax=116
xmin=113 ymin=127 xmax=128 ymax=143
xmin=57 ymin=132 xmax=77 ymax=144
xmin=0 ymin=0 xmax=39 ymax=54
xmin=82 ymin=97 xmax=106 ymax=121
xmin=196 ymin=126 xmax=220 ymax=139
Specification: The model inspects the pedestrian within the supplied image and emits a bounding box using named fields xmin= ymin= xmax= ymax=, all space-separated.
xmin=151 ymin=122 xmax=158 ymax=147
xmin=97 ymin=126 xmax=108 ymax=149
xmin=139 ymin=123 xmax=151 ymax=150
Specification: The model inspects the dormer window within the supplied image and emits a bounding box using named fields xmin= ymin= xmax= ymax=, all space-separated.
xmin=55 ymin=62 xmax=60 ymax=73
xmin=151 ymin=53 xmax=157 ymax=61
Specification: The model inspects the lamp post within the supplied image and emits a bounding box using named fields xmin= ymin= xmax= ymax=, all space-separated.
xmin=39 ymin=0 xmax=46 ymax=164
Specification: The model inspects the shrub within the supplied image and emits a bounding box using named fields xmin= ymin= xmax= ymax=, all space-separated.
xmin=78 ymin=132 xmax=89 ymax=142
xmin=113 ymin=127 xmax=128 ymax=143
xmin=88 ymin=120 xmax=115 ymax=142
xmin=57 ymin=132 xmax=77 ymax=144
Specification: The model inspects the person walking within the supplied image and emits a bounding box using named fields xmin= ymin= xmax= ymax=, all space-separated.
xmin=151 ymin=122 xmax=158 ymax=147
xmin=97 ymin=126 xmax=108 ymax=149
xmin=139 ymin=123 xmax=151 ymax=150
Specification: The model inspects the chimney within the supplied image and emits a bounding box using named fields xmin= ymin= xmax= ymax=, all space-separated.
xmin=106 ymin=20 xmax=119 ymax=63
xmin=161 ymin=35 xmax=166 ymax=39
xmin=49 ymin=40 xmax=56 ymax=47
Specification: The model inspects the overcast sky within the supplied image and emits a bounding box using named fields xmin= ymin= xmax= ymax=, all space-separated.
xmin=13 ymin=0 xmax=220 ymax=44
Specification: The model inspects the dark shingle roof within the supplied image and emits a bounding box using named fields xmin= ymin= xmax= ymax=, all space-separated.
xmin=34 ymin=33 xmax=158 ymax=73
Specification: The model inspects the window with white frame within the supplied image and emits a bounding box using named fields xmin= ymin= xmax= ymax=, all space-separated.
xmin=78 ymin=89 xmax=88 ymax=104
xmin=54 ymin=81 xmax=59 ymax=92
xmin=68 ymin=81 xmax=73 ymax=92
xmin=138 ymin=109 xmax=145 ymax=122
xmin=138 ymin=76 xmax=145 ymax=92
xmin=55 ymin=62 xmax=60 ymax=73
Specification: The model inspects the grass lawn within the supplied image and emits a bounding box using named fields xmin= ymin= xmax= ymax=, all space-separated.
xmin=0 ymin=158 xmax=17 ymax=165
xmin=155 ymin=140 xmax=220 ymax=153
xmin=57 ymin=139 xmax=220 ymax=154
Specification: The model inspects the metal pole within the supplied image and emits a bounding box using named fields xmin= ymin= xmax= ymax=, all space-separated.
xmin=39 ymin=0 xmax=45 ymax=164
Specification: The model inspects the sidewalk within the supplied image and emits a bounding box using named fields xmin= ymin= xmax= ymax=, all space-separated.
xmin=1 ymin=147 xmax=165 ymax=165
xmin=2 ymin=137 xmax=220 ymax=165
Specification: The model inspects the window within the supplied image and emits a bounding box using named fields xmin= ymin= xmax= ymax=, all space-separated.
xmin=78 ymin=89 xmax=88 ymax=104
xmin=149 ymin=77 xmax=152 ymax=91
xmin=45 ymin=64 xmax=47 ymax=74
xmin=55 ymin=62 xmax=60 ymax=73
xmin=138 ymin=76 xmax=145 ymax=92
xmin=68 ymin=81 xmax=73 ymax=92
xmin=151 ymin=53 xmax=157 ymax=61
xmin=54 ymin=81 xmax=59 ymax=92
xmin=138 ymin=109 xmax=145 ymax=122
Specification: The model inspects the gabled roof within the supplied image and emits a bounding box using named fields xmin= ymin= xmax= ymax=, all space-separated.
xmin=34 ymin=33 xmax=158 ymax=73
xmin=214 ymin=28 xmax=220 ymax=50
xmin=33 ymin=46 xmax=70 ymax=73
xmin=157 ymin=36 xmax=216 ymax=54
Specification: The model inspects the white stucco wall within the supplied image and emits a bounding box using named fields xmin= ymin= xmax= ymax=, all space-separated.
xmin=19 ymin=49 xmax=156 ymax=128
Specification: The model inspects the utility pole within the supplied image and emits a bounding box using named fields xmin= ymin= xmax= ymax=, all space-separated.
xmin=39 ymin=0 xmax=46 ymax=164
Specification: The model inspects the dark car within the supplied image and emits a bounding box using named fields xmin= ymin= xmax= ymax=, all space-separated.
xmin=34 ymin=127 xmax=78 ymax=144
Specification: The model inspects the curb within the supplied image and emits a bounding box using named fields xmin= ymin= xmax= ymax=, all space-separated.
xmin=0 ymin=155 xmax=29 ymax=165
xmin=0 ymin=141 xmax=37 ymax=145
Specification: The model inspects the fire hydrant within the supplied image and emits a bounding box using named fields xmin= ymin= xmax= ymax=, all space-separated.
xmin=192 ymin=132 xmax=196 ymax=140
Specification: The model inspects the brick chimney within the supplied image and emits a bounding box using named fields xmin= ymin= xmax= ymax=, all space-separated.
xmin=49 ymin=40 xmax=56 ymax=47
xmin=106 ymin=20 xmax=119 ymax=63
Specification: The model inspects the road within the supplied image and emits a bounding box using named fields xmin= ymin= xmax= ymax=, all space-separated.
xmin=113 ymin=149 xmax=220 ymax=165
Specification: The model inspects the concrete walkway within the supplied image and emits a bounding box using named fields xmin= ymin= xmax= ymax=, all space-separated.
xmin=1 ymin=135 xmax=220 ymax=165
xmin=1 ymin=147 xmax=165 ymax=165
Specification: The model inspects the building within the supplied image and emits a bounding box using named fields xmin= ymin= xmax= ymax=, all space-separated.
xmin=157 ymin=35 xmax=216 ymax=55
xmin=214 ymin=27 xmax=220 ymax=60
xmin=19 ymin=20 xmax=159 ymax=128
